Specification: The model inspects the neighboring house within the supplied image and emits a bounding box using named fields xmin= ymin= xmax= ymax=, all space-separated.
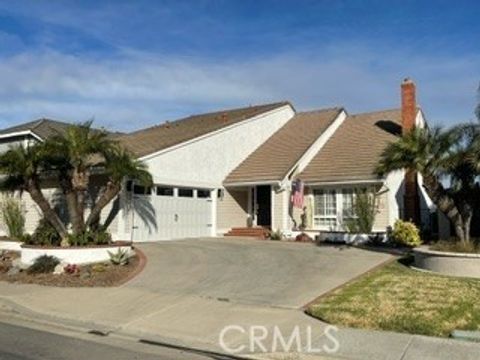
xmin=0 ymin=80 xmax=449 ymax=241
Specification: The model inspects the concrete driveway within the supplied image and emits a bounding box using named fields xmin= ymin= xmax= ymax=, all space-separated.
xmin=130 ymin=237 xmax=392 ymax=308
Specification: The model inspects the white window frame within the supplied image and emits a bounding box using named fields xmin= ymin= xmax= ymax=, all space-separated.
xmin=313 ymin=189 xmax=338 ymax=230
xmin=312 ymin=186 xmax=373 ymax=231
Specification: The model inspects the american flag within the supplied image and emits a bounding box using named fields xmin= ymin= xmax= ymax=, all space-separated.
xmin=291 ymin=179 xmax=304 ymax=209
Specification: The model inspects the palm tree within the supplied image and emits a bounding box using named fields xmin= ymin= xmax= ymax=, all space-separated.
xmin=0 ymin=121 xmax=152 ymax=247
xmin=376 ymin=126 xmax=478 ymax=243
xmin=85 ymin=146 xmax=152 ymax=230
xmin=0 ymin=144 xmax=68 ymax=241
xmin=47 ymin=121 xmax=116 ymax=234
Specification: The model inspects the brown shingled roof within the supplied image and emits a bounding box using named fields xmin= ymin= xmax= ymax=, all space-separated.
xmin=299 ymin=108 xmax=403 ymax=183
xmin=119 ymin=102 xmax=290 ymax=158
xmin=0 ymin=118 xmax=122 ymax=140
xmin=224 ymin=108 xmax=343 ymax=184
xmin=0 ymin=118 xmax=74 ymax=139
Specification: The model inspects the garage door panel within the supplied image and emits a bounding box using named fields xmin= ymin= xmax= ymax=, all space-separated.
xmin=132 ymin=191 xmax=212 ymax=241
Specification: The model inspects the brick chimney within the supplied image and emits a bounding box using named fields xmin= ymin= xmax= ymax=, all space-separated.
xmin=401 ymin=78 xmax=417 ymax=133
xmin=401 ymin=78 xmax=420 ymax=225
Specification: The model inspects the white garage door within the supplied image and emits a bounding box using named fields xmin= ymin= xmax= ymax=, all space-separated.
xmin=131 ymin=185 xmax=213 ymax=241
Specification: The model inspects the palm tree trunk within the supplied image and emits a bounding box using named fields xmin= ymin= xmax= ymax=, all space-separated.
xmin=26 ymin=180 xmax=68 ymax=241
xmin=65 ymin=189 xmax=83 ymax=234
xmin=421 ymin=174 xmax=467 ymax=242
xmin=85 ymin=181 xmax=121 ymax=229
xmin=72 ymin=168 xmax=89 ymax=234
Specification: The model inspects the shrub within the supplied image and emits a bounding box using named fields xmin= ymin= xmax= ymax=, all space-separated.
xmin=91 ymin=263 xmax=107 ymax=273
xmin=391 ymin=220 xmax=421 ymax=247
xmin=24 ymin=218 xmax=61 ymax=247
xmin=108 ymin=248 xmax=130 ymax=266
xmin=269 ymin=229 xmax=283 ymax=240
xmin=67 ymin=229 xmax=112 ymax=246
xmin=27 ymin=255 xmax=60 ymax=274
xmin=0 ymin=196 xmax=25 ymax=241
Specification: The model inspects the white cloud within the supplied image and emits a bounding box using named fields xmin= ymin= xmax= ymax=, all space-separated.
xmin=0 ymin=46 xmax=477 ymax=131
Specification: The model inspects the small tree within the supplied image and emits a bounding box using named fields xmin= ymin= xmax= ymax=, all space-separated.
xmin=345 ymin=190 xmax=378 ymax=234
xmin=0 ymin=196 xmax=25 ymax=240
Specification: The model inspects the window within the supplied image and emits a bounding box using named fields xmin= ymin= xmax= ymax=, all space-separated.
xmin=178 ymin=188 xmax=194 ymax=197
xmin=156 ymin=186 xmax=174 ymax=196
xmin=197 ymin=189 xmax=211 ymax=198
xmin=313 ymin=189 xmax=337 ymax=228
xmin=133 ymin=185 xmax=151 ymax=195
xmin=342 ymin=189 xmax=356 ymax=219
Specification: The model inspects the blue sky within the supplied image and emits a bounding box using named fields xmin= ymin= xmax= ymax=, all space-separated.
xmin=0 ymin=0 xmax=478 ymax=131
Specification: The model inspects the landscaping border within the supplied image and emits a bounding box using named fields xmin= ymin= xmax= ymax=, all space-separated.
xmin=0 ymin=240 xmax=22 ymax=252
xmin=413 ymin=246 xmax=480 ymax=278
xmin=20 ymin=242 xmax=134 ymax=266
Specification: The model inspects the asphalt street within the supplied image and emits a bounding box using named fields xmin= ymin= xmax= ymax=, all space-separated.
xmin=0 ymin=319 xmax=233 ymax=360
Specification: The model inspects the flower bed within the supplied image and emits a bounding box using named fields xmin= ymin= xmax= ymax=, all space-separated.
xmin=0 ymin=248 xmax=145 ymax=287
xmin=20 ymin=242 xmax=133 ymax=266
xmin=413 ymin=246 xmax=480 ymax=278
xmin=318 ymin=231 xmax=386 ymax=245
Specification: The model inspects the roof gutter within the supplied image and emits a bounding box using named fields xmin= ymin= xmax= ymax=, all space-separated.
xmin=306 ymin=179 xmax=385 ymax=186
xmin=223 ymin=180 xmax=281 ymax=187
xmin=0 ymin=130 xmax=43 ymax=142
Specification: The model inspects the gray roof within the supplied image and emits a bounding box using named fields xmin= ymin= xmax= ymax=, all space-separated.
xmin=0 ymin=118 xmax=122 ymax=140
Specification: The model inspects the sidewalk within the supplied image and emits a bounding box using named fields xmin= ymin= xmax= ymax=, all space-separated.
xmin=0 ymin=281 xmax=479 ymax=359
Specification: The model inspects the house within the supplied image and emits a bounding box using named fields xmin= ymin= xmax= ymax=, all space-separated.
xmin=0 ymin=79 xmax=448 ymax=241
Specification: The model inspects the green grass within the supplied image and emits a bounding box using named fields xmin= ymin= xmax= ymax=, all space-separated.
xmin=307 ymin=258 xmax=480 ymax=337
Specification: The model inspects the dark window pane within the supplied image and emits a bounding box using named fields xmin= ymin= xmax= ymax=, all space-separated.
xmin=156 ymin=186 xmax=174 ymax=196
xmin=126 ymin=180 xmax=133 ymax=192
xmin=133 ymin=185 xmax=151 ymax=195
xmin=197 ymin=189 xmax=211 ymax=198
xmin=178 ymin=188 xmax=193 ymax=197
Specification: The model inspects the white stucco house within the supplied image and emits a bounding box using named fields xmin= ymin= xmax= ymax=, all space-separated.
xmin=0 ymin=80 xmax=450 ymax=242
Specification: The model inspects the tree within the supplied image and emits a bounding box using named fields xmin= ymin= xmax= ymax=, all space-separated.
xmin=0 ymin=144 xmax=68 ymax=240
xmin=86 ymin=147 xmax=152 ymax=230
xmin=376 ymin=126 xmax=479 ymax=243
xmin=47 ymin=121 xmax=116 ymax=234
xmin=0 ymin=121 xmax=152 ymax=247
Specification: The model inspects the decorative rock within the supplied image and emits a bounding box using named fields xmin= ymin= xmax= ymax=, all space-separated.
xmin=53 ymin=264 xmax=65 ymax=275
xmin=11 ymin=258 xmax=29 ymax=271
xmin=7 ymin=266 xmax=20 ymax=276
xmin=295 ymin=232 xmax=313 ymax=242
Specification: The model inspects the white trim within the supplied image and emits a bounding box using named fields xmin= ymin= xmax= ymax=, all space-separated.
xmin=282 ymin=188 xmax=288 ymax=231
xmin=253 ymin=186 xmax=258 ymax=226
xmin=270 ymin=185 xmax=275 ymax=230
xmin=307 ymin=179 xmax=384 ymax=186
xmin=150 ymin=177 xmax=219 ymax=189
xmin=0 ymin=130 xmax=43 ymax=142
xmin=210 ymin=188 xmax=217 ymax=236
xmin=288 ymin=110 xmax=348 ymax=178
xmin=224 ymin=180 xmax=281 ymax=187
xmin=139 ymin=104 xmax=294 ymax=161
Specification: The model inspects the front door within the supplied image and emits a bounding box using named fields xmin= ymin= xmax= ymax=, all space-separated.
xmin=255 ymin=185 xmax=271 ymax=227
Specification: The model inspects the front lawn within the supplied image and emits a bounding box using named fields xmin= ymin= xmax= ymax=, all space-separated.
xmin=307 ymin=257 xmax=480 ymax=337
